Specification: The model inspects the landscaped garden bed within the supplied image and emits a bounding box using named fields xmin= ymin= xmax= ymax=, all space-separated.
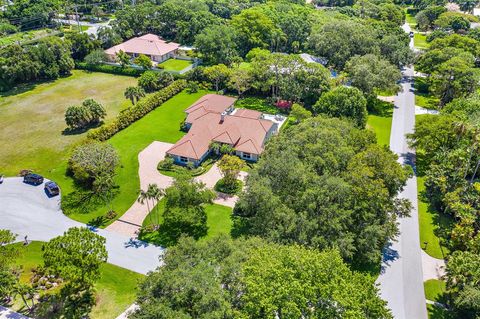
xmin=158 ymin=155 xmax=216 ymax=178
xmin=214 ymin=178 xmax=243 ymax=195
xmin=9 ymin=241 xmax=143 ymax=319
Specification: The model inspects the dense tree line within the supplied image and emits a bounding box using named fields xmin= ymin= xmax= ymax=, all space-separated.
xmin=131 ymin=236 xmax=392 ymax=319
xmin=416 ymin=33 xmax=480 ymax=106
xmin=0 ymin=36 xmax=74 ymax=91
xmin=234 ymin=117 xmax=411 ymax=265
xmin=408 ymin=88 xmax=480 ymax=318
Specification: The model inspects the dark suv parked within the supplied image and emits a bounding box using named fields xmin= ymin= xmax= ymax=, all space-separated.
xmin=44 ymin=181 xmax=60 ymax=197
xmin=23 ymin=173 xmax=44 ymax=185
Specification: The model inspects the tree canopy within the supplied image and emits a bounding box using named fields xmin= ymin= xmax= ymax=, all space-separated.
xmin=234 ymin=117 xmax=410 ymax=265
xmin=132 ymin=236 xmax=392 ymax=319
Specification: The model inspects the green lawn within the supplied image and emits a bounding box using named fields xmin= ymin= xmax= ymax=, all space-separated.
xmin=424 ymin=279 xmax=446 ymax=302
xmin=405 ymin=8 xmax=417 ymax=28
xmin=367 ymin=99 xmax=393 ymax=146
xmin=0 ymin=29 xmax=60 ymax=46
xmin=0 ymin=70 xmax=135 ymax=184
xmin=417 ymin=176 xmax=452 ymax=259
xmin=140 ymin=198 xmax=233 ymax=245
xmin=158 ymin=58 xmax=192 ymax=71
xmin=416 ymin=114 xmax=453 ymax=259
xmin=11 ymin=241 xmax=143 ymax=319
xmin=67 ymin=90 xmax=212 ymax=225
xmin=235 ymin=97 xmax=281 ymax=114
xmin=414 ymin=77 xmax=439 ymax=110
xmin=414 ymin=33 xmax=429 ymax=50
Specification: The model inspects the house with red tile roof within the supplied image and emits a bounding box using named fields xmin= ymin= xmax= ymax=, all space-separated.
xmin=167 ymin=94 xmax=279 ymax=166
xmin=105 ymin=34 xmax=180 ymax=63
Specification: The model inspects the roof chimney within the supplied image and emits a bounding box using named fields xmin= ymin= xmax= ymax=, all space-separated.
xmin=220 ymin=111 xmax=227 ymax=123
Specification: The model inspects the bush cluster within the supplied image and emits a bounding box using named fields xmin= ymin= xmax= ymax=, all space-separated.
xmin=87 ymin=80 xmax=187 ymax=141
xmin=76 ymin=62 xmax=144 ymax=77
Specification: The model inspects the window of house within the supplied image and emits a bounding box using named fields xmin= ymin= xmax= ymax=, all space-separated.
xmin=180 ymin=156 xmax=188 ymax=163
xmin=242 ymin=152 xmax=251 ymax=159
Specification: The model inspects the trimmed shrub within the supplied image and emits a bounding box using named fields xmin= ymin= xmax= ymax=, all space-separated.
xmin=76 ymin=62 xmax=144 ymax=76
xmin=87 ymin=80 xmax=187 ymax=141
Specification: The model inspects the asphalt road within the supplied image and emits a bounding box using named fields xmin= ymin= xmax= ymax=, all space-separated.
xmin=376 ymin=23 xmax=428 ymax=319
xmin=0 ymin=177 xmax=164 ymax=275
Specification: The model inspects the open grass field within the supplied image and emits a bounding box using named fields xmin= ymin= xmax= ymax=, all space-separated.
xmin=140 ymin=198 xmax=233 ymax=246
xmin=0 ymin=70 xmax=135 ymax=181
xmin=367 ymin=99 xmax=393 ymax=146
xmin=11 ymin=241 xmax=143 ymax=319
xmin=158 ymin=58 xmax=192 ymax=71
xmin=67 ymin=90 xmax=212 ymax=225
xmin=0 ymin=29 xmax=60 ymax=46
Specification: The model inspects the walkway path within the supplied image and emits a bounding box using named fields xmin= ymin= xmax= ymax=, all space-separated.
xmin=422 ymin=250 xmax=446 ymax=281
xmin=106 ymin=141 xmax=248 ymax=237
xmin=0 ymin=178 xmax=163 ymax=275
xmin=0 ymin=306 xmax=31 ymax=319
xmin=376 ymin=22 xmax=428 ymax=319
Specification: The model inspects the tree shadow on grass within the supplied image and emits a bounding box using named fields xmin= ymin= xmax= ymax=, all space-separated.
xmin=61 ymin=121 xmax=103 ymax=136
xmin=367 ymin=98 xmax=393 ymax=117
xmin=418 ymin=187 xmax=454 ymax=258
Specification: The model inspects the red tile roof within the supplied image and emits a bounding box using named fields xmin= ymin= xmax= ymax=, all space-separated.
xmin=167 ymin=95 xmax=275 ymax=160
xmin=105 ymin=34 xmax=180 ymax=57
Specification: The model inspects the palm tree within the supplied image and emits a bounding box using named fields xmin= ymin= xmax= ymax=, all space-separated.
xmin=124 ymin=86 xmax=145 ymax=105
xmin=137 ymin=188 xmax=151 ymax=212
xmin=147 ymin=183 xmax=163 ymax=209
xmin=147 ymin=183 xmax=163 ymax=226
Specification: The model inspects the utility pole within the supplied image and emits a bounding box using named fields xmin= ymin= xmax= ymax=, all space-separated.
xmin=74 ymin=4 xmax=81 ymax=32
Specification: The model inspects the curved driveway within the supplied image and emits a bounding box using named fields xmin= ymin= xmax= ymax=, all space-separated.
xmin=0 ymin=177 xmax=164 ymax=275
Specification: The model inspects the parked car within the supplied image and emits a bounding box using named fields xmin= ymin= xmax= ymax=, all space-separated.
xmin=409 ymin=31 xmax=414 ymax=38
xmin=44 ymin=181 xmax=60 ymax=196
xmin=0 ymin=175 xmax=3 ymax=184
xmin=23 ymin=173 xmax=44 ymax=185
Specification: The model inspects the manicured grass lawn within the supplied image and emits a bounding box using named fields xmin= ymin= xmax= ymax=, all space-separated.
xmin=158 ymin=58 xmax=192 ymax=71
xmin=67 ymin=90 xmax=212 ymax=225
xmin=414 ymin=33 xmax=429 ymax=50
xmin=11 ymin=241 xmax=143 ymax=319
xmin=367 ymin=99 xmax=393 ymax=146
xmin=414 ymin=77 xmax=439 ymax=110
xmin=416 ymin=94 xmax=440 ymax=110
xmin=417 ymin=176 xmax=452 ymax=259
xmin=140 ymin=199 xmax=233 ymax=245
xmin=405 ymin=12 xmax=417 ymax=27
xmin=235 ymin=97 xmax=281 ymax=114
xmin=0 ymin=70 xmax=135 ymax=182
xmin=424 ymin=279 xmax=446 ymax=302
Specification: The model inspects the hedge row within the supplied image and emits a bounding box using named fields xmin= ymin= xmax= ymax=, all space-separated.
xmin=87 ymin=80 xmax=187 ymax=141
xmin=76 ymin=62 xmax=144 ymax=77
